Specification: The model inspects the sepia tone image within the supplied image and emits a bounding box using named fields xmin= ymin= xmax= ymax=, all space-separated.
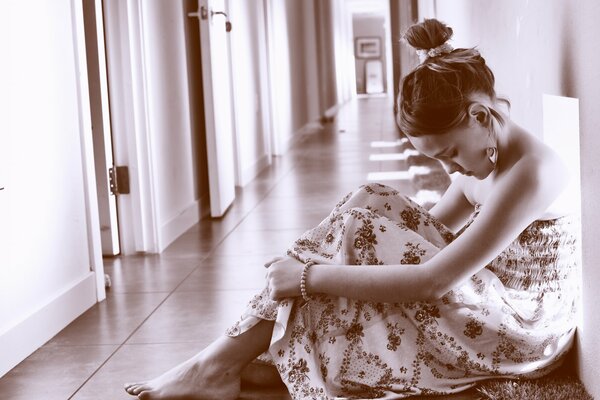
xmin=1 ymin=0 xmax=599 ymax=399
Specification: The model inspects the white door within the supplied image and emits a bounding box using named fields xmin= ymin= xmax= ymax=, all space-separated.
xmin=190 ymin=0 xmax=236 ymax=217
xmin=365 ymin=60 xmax=384 ymax=94
xmin=83 ymin=0 xmax=120 ymax=255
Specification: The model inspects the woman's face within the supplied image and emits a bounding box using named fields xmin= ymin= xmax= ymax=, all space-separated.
xmin=408 ymin=120 xmax=495 ymax=180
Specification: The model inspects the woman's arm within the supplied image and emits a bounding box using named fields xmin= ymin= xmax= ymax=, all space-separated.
xmin=428 ymin=175 xmax=474 ymax=232
xmin=267 ymin=153 xmax=568 ymax=303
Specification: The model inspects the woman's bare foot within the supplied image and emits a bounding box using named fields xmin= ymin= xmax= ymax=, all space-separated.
xmin=124 ymin=352 xmax=241 ymax=400
xmin=241 ymin=361 xmax=284 ymax=387
xmin=124 ymin=321 xmax=276 ymax=399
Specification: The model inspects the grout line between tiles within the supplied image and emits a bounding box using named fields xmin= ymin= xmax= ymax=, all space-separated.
xmin=69 ymin=105 xmax=403 ymax=398
xmin=68 ymin=150 xmax=301 ymax=399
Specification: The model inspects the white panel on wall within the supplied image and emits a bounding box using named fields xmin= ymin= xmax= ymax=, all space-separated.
xmin=542 ymin=94 xmax=581 ymax=216
xmin=542 ymin=94 xmax=582 ymax=330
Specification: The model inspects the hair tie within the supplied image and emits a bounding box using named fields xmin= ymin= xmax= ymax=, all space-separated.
xmin=416 ymin=42 xmax=453 ymax=63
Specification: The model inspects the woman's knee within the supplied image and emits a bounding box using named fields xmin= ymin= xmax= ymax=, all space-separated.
xmin=356 ymin=184 xmax=415 ymax=208
xmin=344 ymin=206 xmax=375 ymax=219
xmin=333 ymin=184 xmax=415 ymax=218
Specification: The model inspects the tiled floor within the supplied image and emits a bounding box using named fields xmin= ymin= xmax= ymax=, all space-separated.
xmin=0 ymin=97 xmax=479 ymax=399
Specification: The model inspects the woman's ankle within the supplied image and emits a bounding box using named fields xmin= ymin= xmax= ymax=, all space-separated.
xmin=195 ymin=343 xmax=249 ymax=378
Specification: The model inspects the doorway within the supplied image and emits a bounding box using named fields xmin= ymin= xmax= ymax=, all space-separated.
xmin=346 ymin=0 xmax=394 ymax=98
xmin=182 ymin=0 xmax=211 ymax=214
xmin=82 ymin=0 xmax=120 ymax=256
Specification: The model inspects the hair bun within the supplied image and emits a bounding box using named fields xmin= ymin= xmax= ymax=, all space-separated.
xmin=404 ymin=18 xmax=453 ymax=50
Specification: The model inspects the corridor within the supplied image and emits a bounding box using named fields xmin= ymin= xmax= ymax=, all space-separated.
xmin=1 ymin=93 xmax=591 ymax=399
xmin=3 ymin=0 xmax=600 ymax=397
xmin=0 ymin=97 xmax=462 ymax=399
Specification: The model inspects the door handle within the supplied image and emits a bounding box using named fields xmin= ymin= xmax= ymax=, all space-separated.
xmin=211 ymin=11 xmax=232 ymax=32
xmin=188 ymin=6 xmax=232 ymax=32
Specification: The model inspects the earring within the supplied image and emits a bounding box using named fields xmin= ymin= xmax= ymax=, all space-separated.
xmin=487 ymin=146 xmax=498 ymax=166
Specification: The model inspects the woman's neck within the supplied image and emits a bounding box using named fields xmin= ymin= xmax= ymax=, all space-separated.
xmin=494 ymin=121 xmax=530 ymax=175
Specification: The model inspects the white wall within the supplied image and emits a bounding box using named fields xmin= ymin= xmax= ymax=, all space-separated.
xmin=184 ymin=0 xmax=325 ymax=189
xmin=266 ymin=0 xmax=322 ymax=155
xmin=331 ymin=0 xmax=355 ymax=106
xmin=434 ymin=1 xmax=600 ymax=396
xmin=302 ymin=0 xmax=321 ymax=124
xmin=141 ymin=1 xmax=202 ymax=251
xmin=229 ymin=0 xmax=271 ymax=186
xmin=0 ymin=0 xmax=101 ymax=377
xmin=227 ymin=0 xmax=322 ymax=186
xmin=435 ymin=0 xmax=569 ymax=137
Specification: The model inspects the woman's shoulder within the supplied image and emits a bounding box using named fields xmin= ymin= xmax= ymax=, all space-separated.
xmin=490 ymin=125 xmax=566 ymax=185
xmin=529 ymin=139 xmax=580 ymax=219
xmin=478 ymin=133 xmax=573 ymax=219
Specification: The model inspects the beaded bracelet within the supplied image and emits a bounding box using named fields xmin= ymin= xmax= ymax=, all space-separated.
xmin=300 ymin=260 xmax=317 ymax=302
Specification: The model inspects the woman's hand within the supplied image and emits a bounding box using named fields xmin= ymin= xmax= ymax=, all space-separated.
xmin=263 ymin=256 xmax=285 ymax=268
xmin=265 ymin=256 xmax=305 ymax=300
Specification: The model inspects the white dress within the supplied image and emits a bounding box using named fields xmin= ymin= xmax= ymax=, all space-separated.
xmin=226 ymin=183 xmax=580 ymax=399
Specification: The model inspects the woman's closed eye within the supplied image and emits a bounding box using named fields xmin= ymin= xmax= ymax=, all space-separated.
xmin=435 ymin=150 xmax=457 ymax=165
xmin=433 ymin=147 xmax=457 ymax=161
xmin=446 ymin=148 xmax=458 ymax=159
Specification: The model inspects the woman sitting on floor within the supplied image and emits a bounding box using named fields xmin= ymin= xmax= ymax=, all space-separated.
xmin=125 ymin=18 xmax=579 ymax=400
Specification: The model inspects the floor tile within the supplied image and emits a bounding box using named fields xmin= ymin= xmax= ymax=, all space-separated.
xmin=126 ymin=290 xmax=258 ymax=344
xmin=72 ymin=342 xmax=294 ymax=400
xmin=103 ymin=257 xmax=199 ymax=293
xmin=46 ymin=292 xmax=169 ymax=346
xmin=71 ymin=343 xmax=203 ymax=400
xmin=176 ymin=254 xmax=277 ymax=292
xmin=234 ymin=208 xmax=327 ymax=231
xmin=212 ymin=229 xmax=307 ymax=256
xmin=0 ymin=345 xmax=117 ymax=400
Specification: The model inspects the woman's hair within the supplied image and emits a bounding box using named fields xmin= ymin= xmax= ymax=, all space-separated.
xmin=396 ymin=19 xmax=506 ymax=137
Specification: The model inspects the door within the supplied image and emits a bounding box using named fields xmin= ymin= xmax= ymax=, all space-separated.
xmin=190 ymin=0 xmax=236 ymax=217
xmin=83 ymin=0 xmax=120 ymax=255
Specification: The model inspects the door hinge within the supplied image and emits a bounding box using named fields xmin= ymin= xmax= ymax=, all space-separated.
xmin=109 ymin=166 xmax=130 ymax=195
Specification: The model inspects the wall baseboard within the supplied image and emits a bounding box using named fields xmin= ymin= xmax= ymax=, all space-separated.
xmin=159 ymin=199 xmax=202 ymax=252
xmin=198 ymin=194 xmax=211 ymax=219
xmin=239 ymin=154 xmax=271 ymax=187
xmin=276 ymin=120 xmax=326 ymax=157
xmin=0 ymin=272 xmax=97 ymax=378
xmin=323 ymin=104 xmax=340 ymax=119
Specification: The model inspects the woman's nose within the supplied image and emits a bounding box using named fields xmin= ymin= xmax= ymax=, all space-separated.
xmin=441 ymin=161 xmax=462 ymax=174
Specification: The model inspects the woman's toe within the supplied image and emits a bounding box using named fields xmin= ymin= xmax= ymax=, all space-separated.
xmin=131 ymin=384 xmax=152 ymax=395
xmin=124 ymin=382 xmax=140 ymax=392
xmin=138 ymin=389 xmax=156 ymax=400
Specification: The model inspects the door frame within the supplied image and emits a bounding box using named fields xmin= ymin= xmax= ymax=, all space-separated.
xmin=72 ymin=0 xmax=106 ymax=301
xmin=83 ymin=0 xmax=120 ymax=257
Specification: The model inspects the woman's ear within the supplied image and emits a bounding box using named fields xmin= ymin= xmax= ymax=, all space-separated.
xmin=468 ymin=103 xmax=490 ymax=126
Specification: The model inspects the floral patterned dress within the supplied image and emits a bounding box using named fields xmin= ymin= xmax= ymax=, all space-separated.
xmin=226 ymin=183 xmax=580 ymax=399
